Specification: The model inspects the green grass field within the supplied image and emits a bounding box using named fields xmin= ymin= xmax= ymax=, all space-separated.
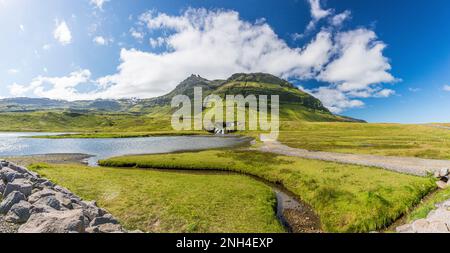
xmin=279 ymin=122 xmax=450 ymax=160
xmin=28 ymin=163 xmax=284 ymax=233
xmin=99 ymin=150 xmax=436 ymax=232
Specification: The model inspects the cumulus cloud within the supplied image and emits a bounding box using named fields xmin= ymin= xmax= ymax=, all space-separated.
xmin=42 ymin=44 xmax=52 ymax=50
xmin=306 ymin=0 xmax=332 ymax=31
xmin=309 ymin=0 xmax=331 ymax=20
xmin=319 ymin=29 xmax=397 ymax=92
xmin=129 ymin=28 xmax=145 ymax=41
xmin=90 ymin=9 xmax=336 ymax=98
xmin=90 ymin=0 xmax=109 ymax=10
xmin=308 ymin=87 xmax=364 ymax=113
xmin=53 ymin=20 xmax=72 ymax=45
xmin=7 ymin=68 xmax=19 ymax=74
xmin=331 ymin=10 xmax=351 ymax=26
xmin=93 ymin=36 xmax=112 ymax=45
xmin=8 ymin=70 xmax=93 ymax=100
xmin=443 ymin=85 xmax=450 ymax=92
xmin=10 ymin=7 xmax=397 ymax=113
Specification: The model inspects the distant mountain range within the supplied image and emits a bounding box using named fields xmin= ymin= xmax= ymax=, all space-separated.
xmin=0 ymin=73 xmax=364 ymax=122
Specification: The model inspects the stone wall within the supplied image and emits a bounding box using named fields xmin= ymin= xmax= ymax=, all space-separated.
xmin=0 ymin=160 xmax=130 ymax=233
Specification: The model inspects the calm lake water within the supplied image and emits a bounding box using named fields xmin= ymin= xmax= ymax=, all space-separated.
xmin=0 ymin=132 xmax=251 ymax=165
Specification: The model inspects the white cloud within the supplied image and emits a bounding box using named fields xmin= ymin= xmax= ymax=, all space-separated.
xmin=130 ymin=28 xmax=144 ymax=41
xmin=93 ymin=36 xmax=112 ymax=45
xmin=90 ymin=0 xmax=109 ymax=10
xmin=7 ymin=69 xmax=19 ymax=74
xmin=8 ymin=70 xmax=93 ymax=100
xmin=19 ymin=24 xmax=25 ymax=32
xmin=53 ymin=20 xmax=72 ymax=45
xmin=307 ymin=87 xmax=364 ymax=113
xmin=309 ymin=0 xmax=331 ymax=20
xmin=375 ymin=88 xmax=395 ymax=97
xmin=319 ymin=29 xmax=397 ymax=92
xmin=42 ymin=44 xmax=52 ymax=50
xmin=443 ymin=85 xmax=450 ymax=92
xmin=149 ymin=37 xmax=166 ymax=48
xmin=10 ymin=8 xmax=397 ymax=113
xmin=92 ymin=9 xmax=335 ymax=99
xmin=306 ymin=0 xmax=332 ymax=31
xmin=331 ymin=10 xmax=351 ymax=26
xmin=408 ymin=87 xmax=421 ymax=92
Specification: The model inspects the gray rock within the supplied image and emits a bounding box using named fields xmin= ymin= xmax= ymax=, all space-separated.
xmin=5 ymin=200 xmax=31 ymax=224
xmin=1 ymin=160 xmax=9 ymax=167
xmin=0 ymin=191 xmax=26 ymax=214
xmin=53 ymin=185 xmax=73 ymax=196
xmin=33 ymin=195 xmax=62 ymax=210
xmin=0 ymin=180 xmax=5 ymax=196
xmin=90 ymin=213 xmax=119 ymax=227
xmin=30 ymin=203 xmax=59 ymax=214
xmin=8 ymin=163 xmax=31 ymax=175
xmin=436 ymin=180 xmax=448 ymax=189
xmin=0 ymin=167 xmax=24 ymax=183
xmin=18 ymin=209 xmax=86 ymax=233
xmin=434 ymin=170 xmax=442 ymax=178
xmin=3 ymin=178 xmax=33 ymax=197
xmin=80 ymin=200 xmax=106 ymax=221
xmin=29 ymin=188 xmax=72 ymax=209
xmin=28 ymin=188 xmax=58 ymax=203
xmin=86 ymin=223 xmax=124 ymax=233
xmin=396 ymin=224 xmax=413 ymax=233
xmin=439 ymin=168 xmax=449 ymax=177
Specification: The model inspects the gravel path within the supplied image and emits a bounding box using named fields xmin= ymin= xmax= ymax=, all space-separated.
xmin=258 ymin=140 xmax=450 ymax=176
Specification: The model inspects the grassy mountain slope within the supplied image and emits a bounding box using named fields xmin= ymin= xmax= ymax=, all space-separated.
xmin=0 ymin=73 xmax=362 ymax=132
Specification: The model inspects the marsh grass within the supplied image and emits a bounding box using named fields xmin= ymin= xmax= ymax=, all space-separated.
xmin=279 ymin=122 xmax=450 ymax=160
xmin=28 ymin=163 xmax=284 ymax=233
xmin=100 ymin=150 xmax=436 ymax=232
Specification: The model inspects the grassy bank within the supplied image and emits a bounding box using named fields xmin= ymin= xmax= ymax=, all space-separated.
xmin=30 ymin=131 xmax=204 ymax=139
xmin=100 ymin=150 xmax=436 ymax=232
xmin=406 ymin=187 xmax=450 ymax=222
xmin=28 ymin=163 xmax=284 ymax=233
xmin=279 ymin=122 xmax=450 ymax=160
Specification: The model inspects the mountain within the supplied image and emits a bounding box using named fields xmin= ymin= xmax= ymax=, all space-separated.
xmin=0 ymin=73 xmax=364 ymax=123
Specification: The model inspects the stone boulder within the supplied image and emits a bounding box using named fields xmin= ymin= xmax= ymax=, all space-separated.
xmin=0 ymin=191 xmax=26 ymax=214
xmin=436 ymin=180 xmax=448 ymax=189
xmin=18 ymin=209 xmax=86 ymax=233
xmin=1 ymin=160 xmax=9 ymax=167
xmin=80 ymin=200 xmax=106 ymax=221
xmin=3 ymin=178 xmax=33 ymax=197
xmin=439 ymin=168 xmax=449 ymax=177
xmin=29 ymin=188 xmax=73 ymax=209
xmin=5 ymin=200 xmax=32 ymax=224
xmin=86 ymin=223 xmax=125 ymax=233
xmin=0 ymin=180 xmax=5 ymax=196
xmin=0 ymin=167 xmax=24 ymax=183
xmin=8 ymin=163 xmax=32 ymax=176
xmin=33 ymin=195 xmax=62 ymax=210
xmin=90 ymin=213 xmax=119 ymax=227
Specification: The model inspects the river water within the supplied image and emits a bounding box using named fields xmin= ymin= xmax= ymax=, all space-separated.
xmin=0 ymin=132 xmax=251 ymax=165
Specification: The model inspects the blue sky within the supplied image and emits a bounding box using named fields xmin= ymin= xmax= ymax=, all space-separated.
xmin=0 ymin=0 xmax=449 ymax=123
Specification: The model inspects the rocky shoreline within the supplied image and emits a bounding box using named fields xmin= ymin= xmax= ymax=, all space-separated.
xmin=0 ymin=160 xmax=131 ymax=233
